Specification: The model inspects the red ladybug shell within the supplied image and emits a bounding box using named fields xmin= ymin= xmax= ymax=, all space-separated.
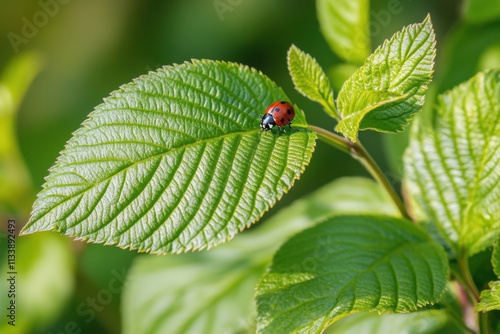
xmin=264 ymin=101 xmax=295 ymax=126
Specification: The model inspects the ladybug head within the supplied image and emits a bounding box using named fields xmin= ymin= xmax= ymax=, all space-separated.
xmin=260 ymin=113 xmax=275 ymax=130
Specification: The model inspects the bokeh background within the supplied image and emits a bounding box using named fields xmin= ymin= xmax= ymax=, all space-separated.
xmin=1 ymin=0 xmax=499 ymax=333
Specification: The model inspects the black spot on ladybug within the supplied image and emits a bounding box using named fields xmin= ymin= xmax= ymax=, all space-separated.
xmin=287 ymin=109 xmax=291 ymax=114
xmin=280 ymin=101 xmax=286 ymax=104
xmin=274 ymin=107 xmax=280 ymax=112
xmin=281 ymin=118 xmax=285 ymax=123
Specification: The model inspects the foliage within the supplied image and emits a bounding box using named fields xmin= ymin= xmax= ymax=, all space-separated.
xmin=5 ymin=1 xmax=500 ymax=333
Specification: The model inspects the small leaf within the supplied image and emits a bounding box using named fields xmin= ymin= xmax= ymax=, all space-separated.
xmin=21 ymin=60 xmax=316 ymax=254
xmin=316 ymin=0 xmax=370 ymax=64
xmin=336 ymin=15 xmax=435 ymax=142
xmin=404 ymin=69 xmax=500 ymax=256
xmin=476 ymin=240 xmax=500 ymax=312
xmin=476 ymin=281 xmax=500 ymax=312
xmin=256 ymin=215 xmax=448 ymax=334
xmin=287 ymin=45 xmax=339 ymax=120
xmin=122 ymin=177 xmax=400 ymax=334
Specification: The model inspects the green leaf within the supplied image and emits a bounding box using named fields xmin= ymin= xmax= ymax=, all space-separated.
xmin=476 ymin=240 xmax=500 ymax=312
xmin=404 ymin=69 xmax=500 ymax=256
xmin=122 ymin=177 xmax=400 ymax=334
xmin=463 ymin=0 xmax=500 ymax=24
xmin=287 ymin=45 xmax=339 ymax=120
xmin=21 ymin=60 xmax=316 ymax=254
xmin=316 ymin=0 xmax=370 ymax=64
xmin=336 ymin=15 xmax=436 ymax=142
xmin=476 ymin=281 xmax=500 ymax=312
xmin=256 ymin=215 xmax=449 ymax=334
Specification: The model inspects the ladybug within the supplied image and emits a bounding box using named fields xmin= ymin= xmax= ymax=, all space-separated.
xmin=260 ymin=101 xmax=295 ymax=132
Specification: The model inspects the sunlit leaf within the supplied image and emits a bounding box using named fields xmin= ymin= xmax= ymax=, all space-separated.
xmin=21 ymin=60 xmax=316 ymax=254
xmin=405 ymin=69 xmax=500 ymax=256
xmin=122 ymin=177 xmax=400 ymax=334
xmin=336 ymin=16 xmax=435 ymax=141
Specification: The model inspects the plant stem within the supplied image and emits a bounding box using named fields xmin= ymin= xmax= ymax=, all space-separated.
xmin=309 ymin=125 xmax=411 ymax=220
xmin=458 ymin=248 xmax=480 ymax=303
xmin=456 ymin=248 xmax=492 ymax=334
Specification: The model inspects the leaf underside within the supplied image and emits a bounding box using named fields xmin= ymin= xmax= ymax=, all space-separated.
xmin=405 ymin=69 xmax=500 ymax=256
xmin=336 ymin=15 xmax=435 ymax=141
xmin=256 ymin=215 xmax=448 ymax=334
xmin=22 ymin=60 xmax=316 ymax=254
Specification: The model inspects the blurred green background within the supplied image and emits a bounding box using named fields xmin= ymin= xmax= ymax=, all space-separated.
xmin=1 ymin=0 xmax=499 ymax=333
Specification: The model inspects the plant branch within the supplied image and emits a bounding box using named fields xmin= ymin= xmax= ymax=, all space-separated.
xmin=309 ymin=125 xmax=411 ymax=220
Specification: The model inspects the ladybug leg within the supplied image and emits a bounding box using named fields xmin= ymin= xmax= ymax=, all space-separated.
xmin=288 ymin=123 xmax=292 ymax=131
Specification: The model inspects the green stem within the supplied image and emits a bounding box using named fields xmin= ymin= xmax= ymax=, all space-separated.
xmin=458 ymin=248 xmax=480 ymax=303
xmin=480 ymin=312 xmax=491 ymax=334
xmin=309 ymin=125 xmax=411 ymax=220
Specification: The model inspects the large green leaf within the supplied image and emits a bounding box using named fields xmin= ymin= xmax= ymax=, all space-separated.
xmin=336 ymin=16 xmax=435 ymax=142
xmin=21 ymin=60 xmax=316 ymax=254
xmin=256 ymin=215 xmax=448 ymax=334
xmin=287 ymin=44 xmax=339 ymax=120
xmin=122 ymin=177 xmax=400 ymax=334
xmin=405 ymin=69 xmax=500 ymax=256
xmin=316 ymin=0 xmax=370 ymax=64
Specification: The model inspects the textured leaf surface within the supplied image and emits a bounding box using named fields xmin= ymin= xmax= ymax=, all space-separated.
xmin=336 ymin=16 xmax=435 ymax=141
xmin=0 ymin=52 xmax=41 ymax=214
xmin=21 ymin=60 xmax=316 ymax=254
xmin=316 ymin=0 xmax=370 ymax=64
xmin=287 ymin=45 xmax=339 ymax=120
xmin=476 ymin=281 xmax=500 ymax=312
xmin=405 ymin=69 xmax=500 ymax=256
xmin=256 ymin=215 xmax=448 ymax=334
xmin=122 ymin=177 xmax=400 ymax=334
